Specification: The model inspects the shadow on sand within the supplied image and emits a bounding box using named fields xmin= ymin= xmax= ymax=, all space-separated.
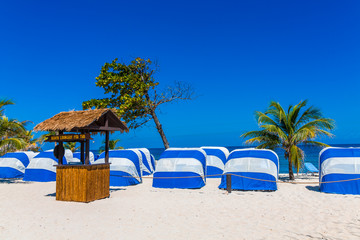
xmin=45 ymin=188 xmax=126 ymax=197
xmin=306 ymin=185 xmax=320 ymax=192
xmin=110 ymin=187 xmax=126 ymax=192
xmin=45 ymin=192 xmax=56 ymax=197
xmin=0 ymin=179 xmax=32 ymax=184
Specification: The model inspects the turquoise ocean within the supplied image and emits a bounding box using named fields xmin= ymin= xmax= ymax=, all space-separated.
xmin=147 ymin=144 xmax=360 ymax=174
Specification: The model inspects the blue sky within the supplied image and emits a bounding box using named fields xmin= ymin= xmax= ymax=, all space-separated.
xmin=0 ymin=0 xmax=359 ymax=150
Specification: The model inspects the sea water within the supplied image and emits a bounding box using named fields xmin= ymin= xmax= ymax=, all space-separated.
xmin=148 ymin=144 xmax=360 ymax=174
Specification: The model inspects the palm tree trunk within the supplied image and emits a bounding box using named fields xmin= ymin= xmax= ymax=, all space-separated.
xmin=285 ymin=150 xmax=295 ymax=180
xmin=288 ymin=158 xmax=295 ymax=180
xmin=287 ymin=153 xmax=295 ymax=180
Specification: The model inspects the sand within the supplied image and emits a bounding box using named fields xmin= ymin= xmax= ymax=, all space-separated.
xmin=0 ymin=176 xmax=360 ymax=240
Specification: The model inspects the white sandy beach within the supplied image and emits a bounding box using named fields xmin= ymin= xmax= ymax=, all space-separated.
xmin=0 ymin=176 xmax=359 ymax=240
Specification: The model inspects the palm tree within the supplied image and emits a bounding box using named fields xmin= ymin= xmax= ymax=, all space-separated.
xmin=39 ymin=131 xmax=57 ymax=148
xmin=0 ymin=99 xmax=14 ymax=116
xmin=241 ymin=100 xmax=335 ymax=180
xmin=64 ymin=142 xmax=80 ymax=152
xmin=0 ymin=116 xmax=27 ymax=155
xmin=22 ymin=130 xmax=44 ymax=152
xmin=0 ymin=99 xmax=34 ymax=155
xmin=99 ymin=139 xmax=123 ymax=154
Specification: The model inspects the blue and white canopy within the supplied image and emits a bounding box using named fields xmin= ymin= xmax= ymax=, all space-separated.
xmin=129 ymin=148 xmax=153 ymax=176
xmin=73 ymin=151 xmax=95 ymax=164
xmin=96 ymin=149 xmax=142 ymax=186
xmin=150 ymin=154 xmax=156 ymax=171
xmin=23 ymin=149 xmax=73 ymax=182
xmin=153 ymin=148 xmax=207 ymax=189
xmin=319 ymin=147 xmax=360 ymax=195
xmin=219 ymin=149 xmax=279 ymax=191
xmin=201 ymin=147 xmax=229 ymax=178
xmin=0 ymin=151 xmax=38 ymax=178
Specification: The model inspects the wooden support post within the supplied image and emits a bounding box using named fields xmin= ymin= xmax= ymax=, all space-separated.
xmin=58 ymin=142 xmax=64 ymax=165
xmin=58 ymin=130 xmax=64 ymax=165
xmin=105 ymin=131 xmax=109 ymax=164
xmin=80 ymin=131 xmax=85 ymax=164
xmin=226 ymin=174 xmax=232 ymax=194
xmin=80 ymin=142 xmax=85 ymax=164
xmin=85 ymin=139 xmax=90 ymax=165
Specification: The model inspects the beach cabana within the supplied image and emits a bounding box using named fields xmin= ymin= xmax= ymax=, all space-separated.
xmin=201 ymin=146 xmax=229 ymax=178
xmin=0 ymin=151 xmax=38 ymax=178
xmin=130 ymin=148 xmax=153 ymax=175
xmin=319 ymin=147 xmax=360 ymax=195
xmin=152 ymin=148 xmax=207 ymax=189
xmin=32 ymin=109 xmax=129 ymax=202
xmin=219 ymin=149 xmax=279 ymax=191
xmin=23 ymin=149 xmax=73 ymax=182
xmin=96 ymin=149 xmax=142 ymax=186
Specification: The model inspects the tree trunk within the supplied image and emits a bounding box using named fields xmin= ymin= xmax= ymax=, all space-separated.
xmin=144 ymin=90 xmax=170 ymax=149
xmin=150 ymin=110 xmax=170 ymax=149
xmin=287 ymin=156 xmax=295 ymax=180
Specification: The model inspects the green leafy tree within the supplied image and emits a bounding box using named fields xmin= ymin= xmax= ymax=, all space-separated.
xmin=83 ymin=58 xmax=194 ymax=149
xmin=99 ymin=139 xmax=123 ymax=154
xmin=241 ymin=100 xmax=335 ymax=180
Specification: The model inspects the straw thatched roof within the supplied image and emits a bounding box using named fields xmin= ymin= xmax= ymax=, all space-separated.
xmin=34 ymin=109 xmax=129 ymax=133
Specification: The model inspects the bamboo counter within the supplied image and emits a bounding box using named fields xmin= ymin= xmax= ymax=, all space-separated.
xmin=56 ymin=164 xmax=110 ymax=203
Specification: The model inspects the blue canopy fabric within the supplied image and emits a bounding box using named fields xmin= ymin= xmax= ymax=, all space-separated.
xmin=0 ymin=152 xmax=37 ymax=178
xmin=150 ymin=154 xmax=156 ymax=171
xmin=152 ymin=148 xmax=207 ymax=189
xmin=201 ymin=147 xmax=229 ymax=178
xmin=95 ymin=149 xmax=142 ymax=186
xmin=23 ymin=149 xmax=73 ymax=182
xmin=130 ymin=148 xmax=153 ymax=176
xmin=219 ymin=149 xmax=279 ymax=191
xmin=319 ymin=147 xmax=360 ymax=195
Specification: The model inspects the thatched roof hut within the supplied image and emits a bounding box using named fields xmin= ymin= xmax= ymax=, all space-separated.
xmin=34 ymin=109 xmax=129 ymax=133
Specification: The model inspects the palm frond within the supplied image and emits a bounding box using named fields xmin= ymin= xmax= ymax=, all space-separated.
xmin=288 ymin=100 xmax=307 ymax=126
xmin=0 ymin=138 xmax=26 ymax=150
xmin=243 ymin=131 xmax=281 ymax=148
xmin=295 ymin=105 xmax=322 ymax=128
xmin=241 ymin=130 xmax=264 ymax=139
xmin=255 ymin=111 xmax=278 ymax=126
xmin=256 ymin=143 xmax=278 ymax=150
xmin=258 ymin=124 xmax=287 ymax=140
xmin=296 ymin=118 xmax=335 ymax=134
xmin=0 ymin=99 xmax=15 ymax=116
xmin=303 ymin=141 xmax=330 ymax=148
xmin=267 ymin=101 xmax=286 ymax=123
